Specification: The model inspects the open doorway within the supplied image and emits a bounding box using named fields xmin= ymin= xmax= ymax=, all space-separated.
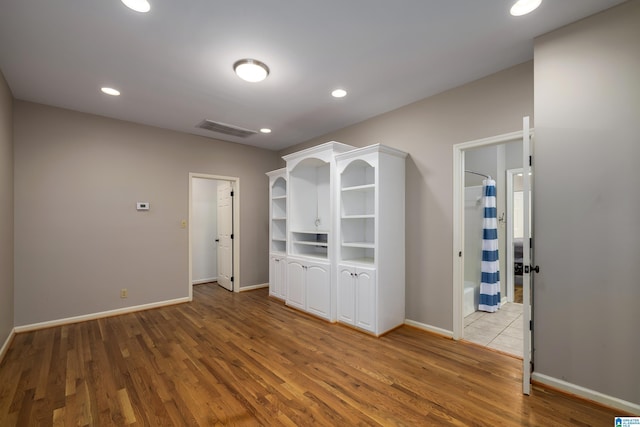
xmin=453 ymin=120 xmax=534 ymax=394
xmin=188 ymin=173 xmax=240 ymax=299
xmin=459 ymin=139 xmax=524 ymax=357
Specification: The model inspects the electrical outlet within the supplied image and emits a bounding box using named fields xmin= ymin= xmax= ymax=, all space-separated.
xmin=120 ymin=288 xmax=128 ymax=298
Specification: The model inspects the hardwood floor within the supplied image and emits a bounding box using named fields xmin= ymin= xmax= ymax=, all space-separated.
xmin=0 ymin=284 xmax=620 ymax=426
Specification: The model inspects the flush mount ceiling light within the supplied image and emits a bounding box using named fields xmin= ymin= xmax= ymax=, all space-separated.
xmin=260 ymin=128 xmax=272 ymax=134
xmin=121 ymin=0 xmax=151 ymax=13
xmin=510 ymin=0 xmax=542 ymax=16
xmin=331 ymin=88 xmax=347 ymax=98
xmin=101 ymin=87 xmax=121 ymax=96
xmin=233 ymin=59 xmax=270 ymax=82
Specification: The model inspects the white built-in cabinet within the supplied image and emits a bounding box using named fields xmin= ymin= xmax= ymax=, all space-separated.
xmin=267 ymin=142 xmax=406 ymax=335
xmin=282 ymin=142 xmax=354 ymax=321
xmin=267 ymin=169 xmax=287 ymax=300
xmin=336 ymin=144 xmax=407 ymax=335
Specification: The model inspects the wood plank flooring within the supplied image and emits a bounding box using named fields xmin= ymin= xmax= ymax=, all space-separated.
xmin=0 ymin=284 xmax=622 ymax=426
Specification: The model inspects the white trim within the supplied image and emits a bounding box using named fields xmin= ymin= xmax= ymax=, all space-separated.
xmin=0 ymin=328 xmax=16 ymax=363
xmin=453 ymin=130 xmax=527 ymax=341
xmin=192 ymin=277 xmax=217 ymax=285
xmin=238 ymin=283 xmax=269 ymax=292
xmin=532 ymin=373 xmax=640 ymax=415
xmin=14 ymin=297 xmax=190 ymax=333
xmin=189 ymin=173 xmax=241 ymax=297
xmin=404 ymin=319 xmax=454 ymax=339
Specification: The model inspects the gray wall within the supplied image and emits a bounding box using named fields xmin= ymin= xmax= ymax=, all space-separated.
xmin=0 ymin=71 xmax=13 ymax=345
xmin=534 ymin=1 xmax=640 ymax=404
xmin=281 ymin=61 xmax=534 ymax=330
xmin=14 ymin=101 xmax=280 ymax=326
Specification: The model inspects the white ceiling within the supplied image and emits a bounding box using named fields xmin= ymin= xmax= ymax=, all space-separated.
xmin=0 ymin=0 xmax=626 ymax=151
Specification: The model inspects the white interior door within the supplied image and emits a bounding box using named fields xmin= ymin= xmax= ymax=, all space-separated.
xmin=522 ymin=116 xmax=534 ymax=395
xmin=217 ymin=181 xmax=234 ymax=291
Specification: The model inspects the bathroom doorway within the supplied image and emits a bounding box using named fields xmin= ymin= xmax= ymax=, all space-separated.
xmin=453 ymin=119 xmax=535 ymax=394
xmin=459 ymin=140 xmax=524 ymax=357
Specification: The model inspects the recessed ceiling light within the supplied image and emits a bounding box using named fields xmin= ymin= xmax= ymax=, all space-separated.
xmin=510 ymin=0 xmax=541 ymax=16
xmin=101 ymin=87 xmax=121 ymax=96
xmin=121 ymin=0 xmax=151 ymax=13
xmin=233 ymin=59 xmax=270 ymax=83
xmin=331 ymin=89 xmax=347 ymax=98
xmin=260 ymin=128 xmax=272 ymax=134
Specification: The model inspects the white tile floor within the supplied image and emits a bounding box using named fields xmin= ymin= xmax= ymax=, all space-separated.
xmin=464 ymin=302 xmax=523 ymax=357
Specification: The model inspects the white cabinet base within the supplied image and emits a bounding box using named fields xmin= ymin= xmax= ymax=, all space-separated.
xmin=269 ymin=254 xmax=287 ymax=300
xmin=337 ymin=264 xmax=379 ymax=334
xmin=286 ymin=257 xmax=331 ymax=321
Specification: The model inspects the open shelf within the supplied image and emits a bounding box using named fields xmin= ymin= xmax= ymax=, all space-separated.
xmin=342 ymin=214 xmax=375 ymax=219
xmin=270 ymin=175 xmax=287 ymax=255
xmin=271 ymin=240 xmax=286 ymax=253
xmin=272 ymin=177 xmax=287 ymax=198
xmin=340 ymin=257 xmax=375 ymax=266
xmin=342 ymin=241 xmax=375 ymax=248
xmin=342 ymin=183 xmax=375 ymax=192
xmin=291 ymin=231 xmax=329 ymax=258
xmin=341 ymin=159 xmax=374 ymax=188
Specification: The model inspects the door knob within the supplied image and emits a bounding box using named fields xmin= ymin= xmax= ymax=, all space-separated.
xmin=532 ymin=265 xmax=540 ymax=273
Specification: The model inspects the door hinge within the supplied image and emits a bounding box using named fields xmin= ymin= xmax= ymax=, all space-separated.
xmin=230 ymin=233 xmax=234 ymax=239
xmin=231 ymin=276 xmax=234 ymax=282
xmin=459 ymin=251 xmax=462 ymax=257
xmin=529 ymin=155 xmax=532 ymax=167
xmin=530 ymin=320 xmax=533 ymax=331
xmin=529 ymin=238 xmax=533 ymax=249
xmin=230 ymin=191 xmax=234 ymax=197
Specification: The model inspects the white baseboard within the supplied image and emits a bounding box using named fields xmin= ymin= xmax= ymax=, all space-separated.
xmin=192 ymin=277 xmax=217 ymax=285
xmin=404 ymin=319 xmax=454 ymax=339
xmin=14 ymin=297 xmax=190 ymax=333
xmin=532 ymin=372 xmax=640 ymax=415
xmin=239 ymin=283 xmax=269 ymax=292
xmin=0 ymin=328 xmax=16 ymax=363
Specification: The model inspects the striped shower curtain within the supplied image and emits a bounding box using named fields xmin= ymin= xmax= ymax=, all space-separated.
xmin=479 ymin=178 xmax=501 ymax=312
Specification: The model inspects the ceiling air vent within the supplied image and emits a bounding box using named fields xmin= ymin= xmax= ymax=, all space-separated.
xmin=196 ymin=119 xmax=257 ymax=138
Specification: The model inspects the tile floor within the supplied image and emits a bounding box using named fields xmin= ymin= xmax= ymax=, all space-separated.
xmin=464 ymin=302 xmax=523 ymax=357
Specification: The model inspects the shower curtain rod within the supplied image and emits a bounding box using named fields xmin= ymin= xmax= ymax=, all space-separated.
xmin=465 ymin=170 xmax=492 ymax=180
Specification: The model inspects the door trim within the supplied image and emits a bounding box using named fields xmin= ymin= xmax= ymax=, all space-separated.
xmin=452 ymin=130 xmax=524 ymax=341
xmin=188 ymin=173 xmax=241 ymax=300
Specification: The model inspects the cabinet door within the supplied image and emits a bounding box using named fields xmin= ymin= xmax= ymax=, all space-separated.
xmin=286 ymin=260 xmax=305 ymax=310
xmin=337 ymin=266 xmax=356 ymax=325
xmin=355 ymin=267 xmax=376 ymax=332
xmin=275 ymin=256 xmax=287 ymax=299
xmin=306 ymin=261 xmax=331 ymax=320
xmin=269 ymin=256 xmax=277 ymax=297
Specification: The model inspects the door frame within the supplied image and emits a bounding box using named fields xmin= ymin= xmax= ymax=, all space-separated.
xmin=453 ymin=125 xmax=534 ymax=394
xmin=452 ymin=130 xmax=524 ymax=341
xmin=188 ymin=173 xmax=241 ymax=300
